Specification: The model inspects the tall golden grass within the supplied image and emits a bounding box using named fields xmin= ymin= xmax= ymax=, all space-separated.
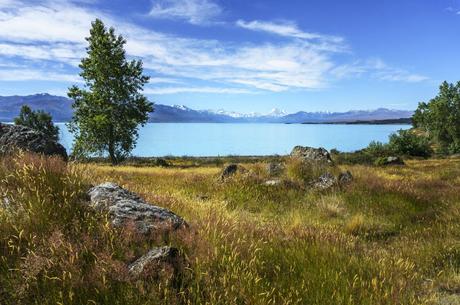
xmin=1 ymin=153 xmax=460 ymax=304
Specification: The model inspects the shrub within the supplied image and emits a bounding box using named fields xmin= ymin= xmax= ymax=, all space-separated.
xmin=14 ymin=105 xmax=60 ymax=141
xmin=364 ymin=141 xmax=392 ymax=158
xmin=388 ymin=129 xmax=432 ymax=157
xmin=285 ymin=158 xmax=330 ymax=183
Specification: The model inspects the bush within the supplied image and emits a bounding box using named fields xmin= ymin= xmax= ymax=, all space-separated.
xmin=285 ymin=158 xmax=331 ymax=183
xmin=14 ymin=105 xmax=60 ymax=141
xmin=364 ymin=141 xmax=392 ymax=158
xmin=388 ymin=129 xmax=432 ymax=157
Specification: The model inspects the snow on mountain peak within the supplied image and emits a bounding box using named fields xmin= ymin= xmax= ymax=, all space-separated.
xmin=267 ymin=108 xmax=287 ymax=117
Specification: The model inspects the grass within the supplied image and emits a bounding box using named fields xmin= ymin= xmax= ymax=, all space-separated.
xmin=1 ymin=152 xmax=460 ymax=304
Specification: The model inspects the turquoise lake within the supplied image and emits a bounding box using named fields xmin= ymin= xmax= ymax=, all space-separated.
xmin=57 ymin=123 xmax=409 ymax=157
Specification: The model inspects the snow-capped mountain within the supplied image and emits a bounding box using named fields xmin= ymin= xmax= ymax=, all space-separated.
xmin=0 ymin=94 xmax=414 ymax=123
xmin=266 ymin=108 xmax=288 ymax=117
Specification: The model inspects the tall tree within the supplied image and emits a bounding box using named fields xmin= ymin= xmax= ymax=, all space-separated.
xmin=67 ymin=19 xmax=153 ymax=164
xmin=14 ymin=105 xmax=60 ymax=141
xmin=413 ymin=81 xmax=460 ymax=154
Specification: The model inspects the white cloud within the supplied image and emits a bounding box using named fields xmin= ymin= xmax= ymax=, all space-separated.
xmin=236 ymin=20 xmax=345 ymax=46
xmin=143 ymin=86 xmax=253 ymax=95
xmin=149 ymin=0 xmax=221 ymax=24
xmin=0 ymin=0 xmax=428 ymax=93
xmin=0 ymin=68 xmax=81 ymax=82
xmin=331 ymin=58 xmax=429 ymax=83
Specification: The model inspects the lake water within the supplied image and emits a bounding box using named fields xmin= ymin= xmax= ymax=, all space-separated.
xmin=57 ymin=123 xmax=409 ymax=157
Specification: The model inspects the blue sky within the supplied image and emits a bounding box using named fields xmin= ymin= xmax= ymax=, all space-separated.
xmin=0 ymin=0 xmax=459 ymax=113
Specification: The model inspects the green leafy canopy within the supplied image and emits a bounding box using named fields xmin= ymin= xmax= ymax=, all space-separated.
xmin=67 ymin=19 xmax=153 ymax=164
xmin=413 ymin=81 xmax=460 ymax=154
xmin=14 ymin=105 xmax=60 ymax=142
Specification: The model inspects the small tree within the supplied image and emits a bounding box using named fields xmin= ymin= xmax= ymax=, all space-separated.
xmin=14 ymin=105 xmax=60 ymax=141
xmin=67 ymin=19 xmax=153 ymax=164
xmin=413 ymin=81 xmax=460 ymax=154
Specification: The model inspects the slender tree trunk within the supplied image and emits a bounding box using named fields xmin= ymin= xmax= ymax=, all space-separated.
xmin=108 ymin=124 xmax=117 ymax=165
xmin=108 ymin=143 xmax=117 ymax=165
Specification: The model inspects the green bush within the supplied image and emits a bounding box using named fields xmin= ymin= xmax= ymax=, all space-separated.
xmin=388 ymin=129 xmax=432 ymax=157
xmin=14 ymin=105 xmax=60 ymax=141
xmin=364 ymin=141 xmax=392 ymax=158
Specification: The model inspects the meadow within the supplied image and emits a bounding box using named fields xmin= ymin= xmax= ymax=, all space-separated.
xmin=1 ymin=152 xmax=460 ymax=304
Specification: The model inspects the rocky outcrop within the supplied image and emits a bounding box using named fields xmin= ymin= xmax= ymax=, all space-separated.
xmin=128 ymin=246 xmax=182 ymax=278
xmin=87 ymin=182 xmax=187 ymax=235
xmin=266 ymin=162 xmax=285 ymax=176
xmin=0 ymin=123 xmax=67 ymax=160
xmin=290 ymin=146 xmax=333 ymax=164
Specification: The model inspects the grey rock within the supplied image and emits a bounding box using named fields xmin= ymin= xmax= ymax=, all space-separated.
xmin=220 ymin=164 xmax=247 ymax=180
xmin=313 ymin=172 xmax=337 ymax=190
xmin=87 ymin=182 xmax=187 ymax=234
xmin=264 ymin=179 xmax=283 ymax=186
xmin=128 ymin=246 xmax=181 ymax=277
xmin=220 ymin=164 xmax=238 ymax=179
xmin=266 ymin=162 xmax=285 ymax=176
xmin=0 ymin=123 xmax=67 ymax=160
xmin=377 ymin=156 xmax=405 ymax=166
xmin=338 ymin=171 xmax=353 ymax=184
xmin=290 ymin=146 xmax=333 ymax=164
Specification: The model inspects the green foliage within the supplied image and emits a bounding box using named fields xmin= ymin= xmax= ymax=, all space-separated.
xmin=364 ymin=141 xmax=392 ymax=158
xmin=67 ymin=19 xmax=153 ymax=164
xmin=14 ymin=105 xmax=60 ymax=141
xmin=388 ymin=129 xmax=432 ymax=157
xmin=413 ymin=81 xmax=460 ymax=154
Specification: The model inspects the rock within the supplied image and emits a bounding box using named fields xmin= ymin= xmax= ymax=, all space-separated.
xmin=338 ymin=171 xmax=353 ymax=184
xmin=290 ymin=146 xmax=333 ymax=164
xmin=375 ymin=156 xmax=405 ymax=166
xmin=264 ymin=179 xmax=283 ymax=186
xmin=221 ymin=164 xmax=238 ymax=179
xmin=151 ymin=157 xmax=170 ymax=167
xmin=266 ymin=162 xmax=285 ymax=176
xmin=220 ymin=164 xmax=247 ymax=180
xmin=128 ymin=246 xmax=182 ymax=278
xmin=313 ymin=172 xmax=337 ymax=190
xmin=0 ymin=123 xmax=67 ymax=160
xmin=87 ymin=182 xmax=187 ymax=235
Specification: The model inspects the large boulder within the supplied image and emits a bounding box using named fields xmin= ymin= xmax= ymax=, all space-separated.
xmin=0 ymin=123 xmax=67 ymax=160
xmin=87 ymin=182 xmax=187 ymax=235
xmin=290 ymin=146 xmax=333 ymax=164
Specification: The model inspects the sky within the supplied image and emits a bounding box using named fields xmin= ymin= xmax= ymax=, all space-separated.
xmin=0 ymin=0 xmax=459 ymax=114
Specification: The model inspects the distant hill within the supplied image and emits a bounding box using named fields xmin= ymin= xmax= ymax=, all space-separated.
xmin=0 ymin=94 xmax=73 ymax=122
xmin=0 ymin=94 xmax=414 ymax=123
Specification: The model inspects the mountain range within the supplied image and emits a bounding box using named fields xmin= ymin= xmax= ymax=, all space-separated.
xmin=0 ymin=94 xmax=413 ymax=123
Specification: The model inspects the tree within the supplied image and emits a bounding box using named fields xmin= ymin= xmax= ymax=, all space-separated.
xmin=67 ymin=19 xmax=153 ymax=164
xmin=14 ymin=105 xmax=60 ymax=141
xmin=412 ymin=81 xmax=460 ymax=154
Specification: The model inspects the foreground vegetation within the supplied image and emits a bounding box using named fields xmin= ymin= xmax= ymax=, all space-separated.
xmin=1 ymin=152 xmax=460 ymax=304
